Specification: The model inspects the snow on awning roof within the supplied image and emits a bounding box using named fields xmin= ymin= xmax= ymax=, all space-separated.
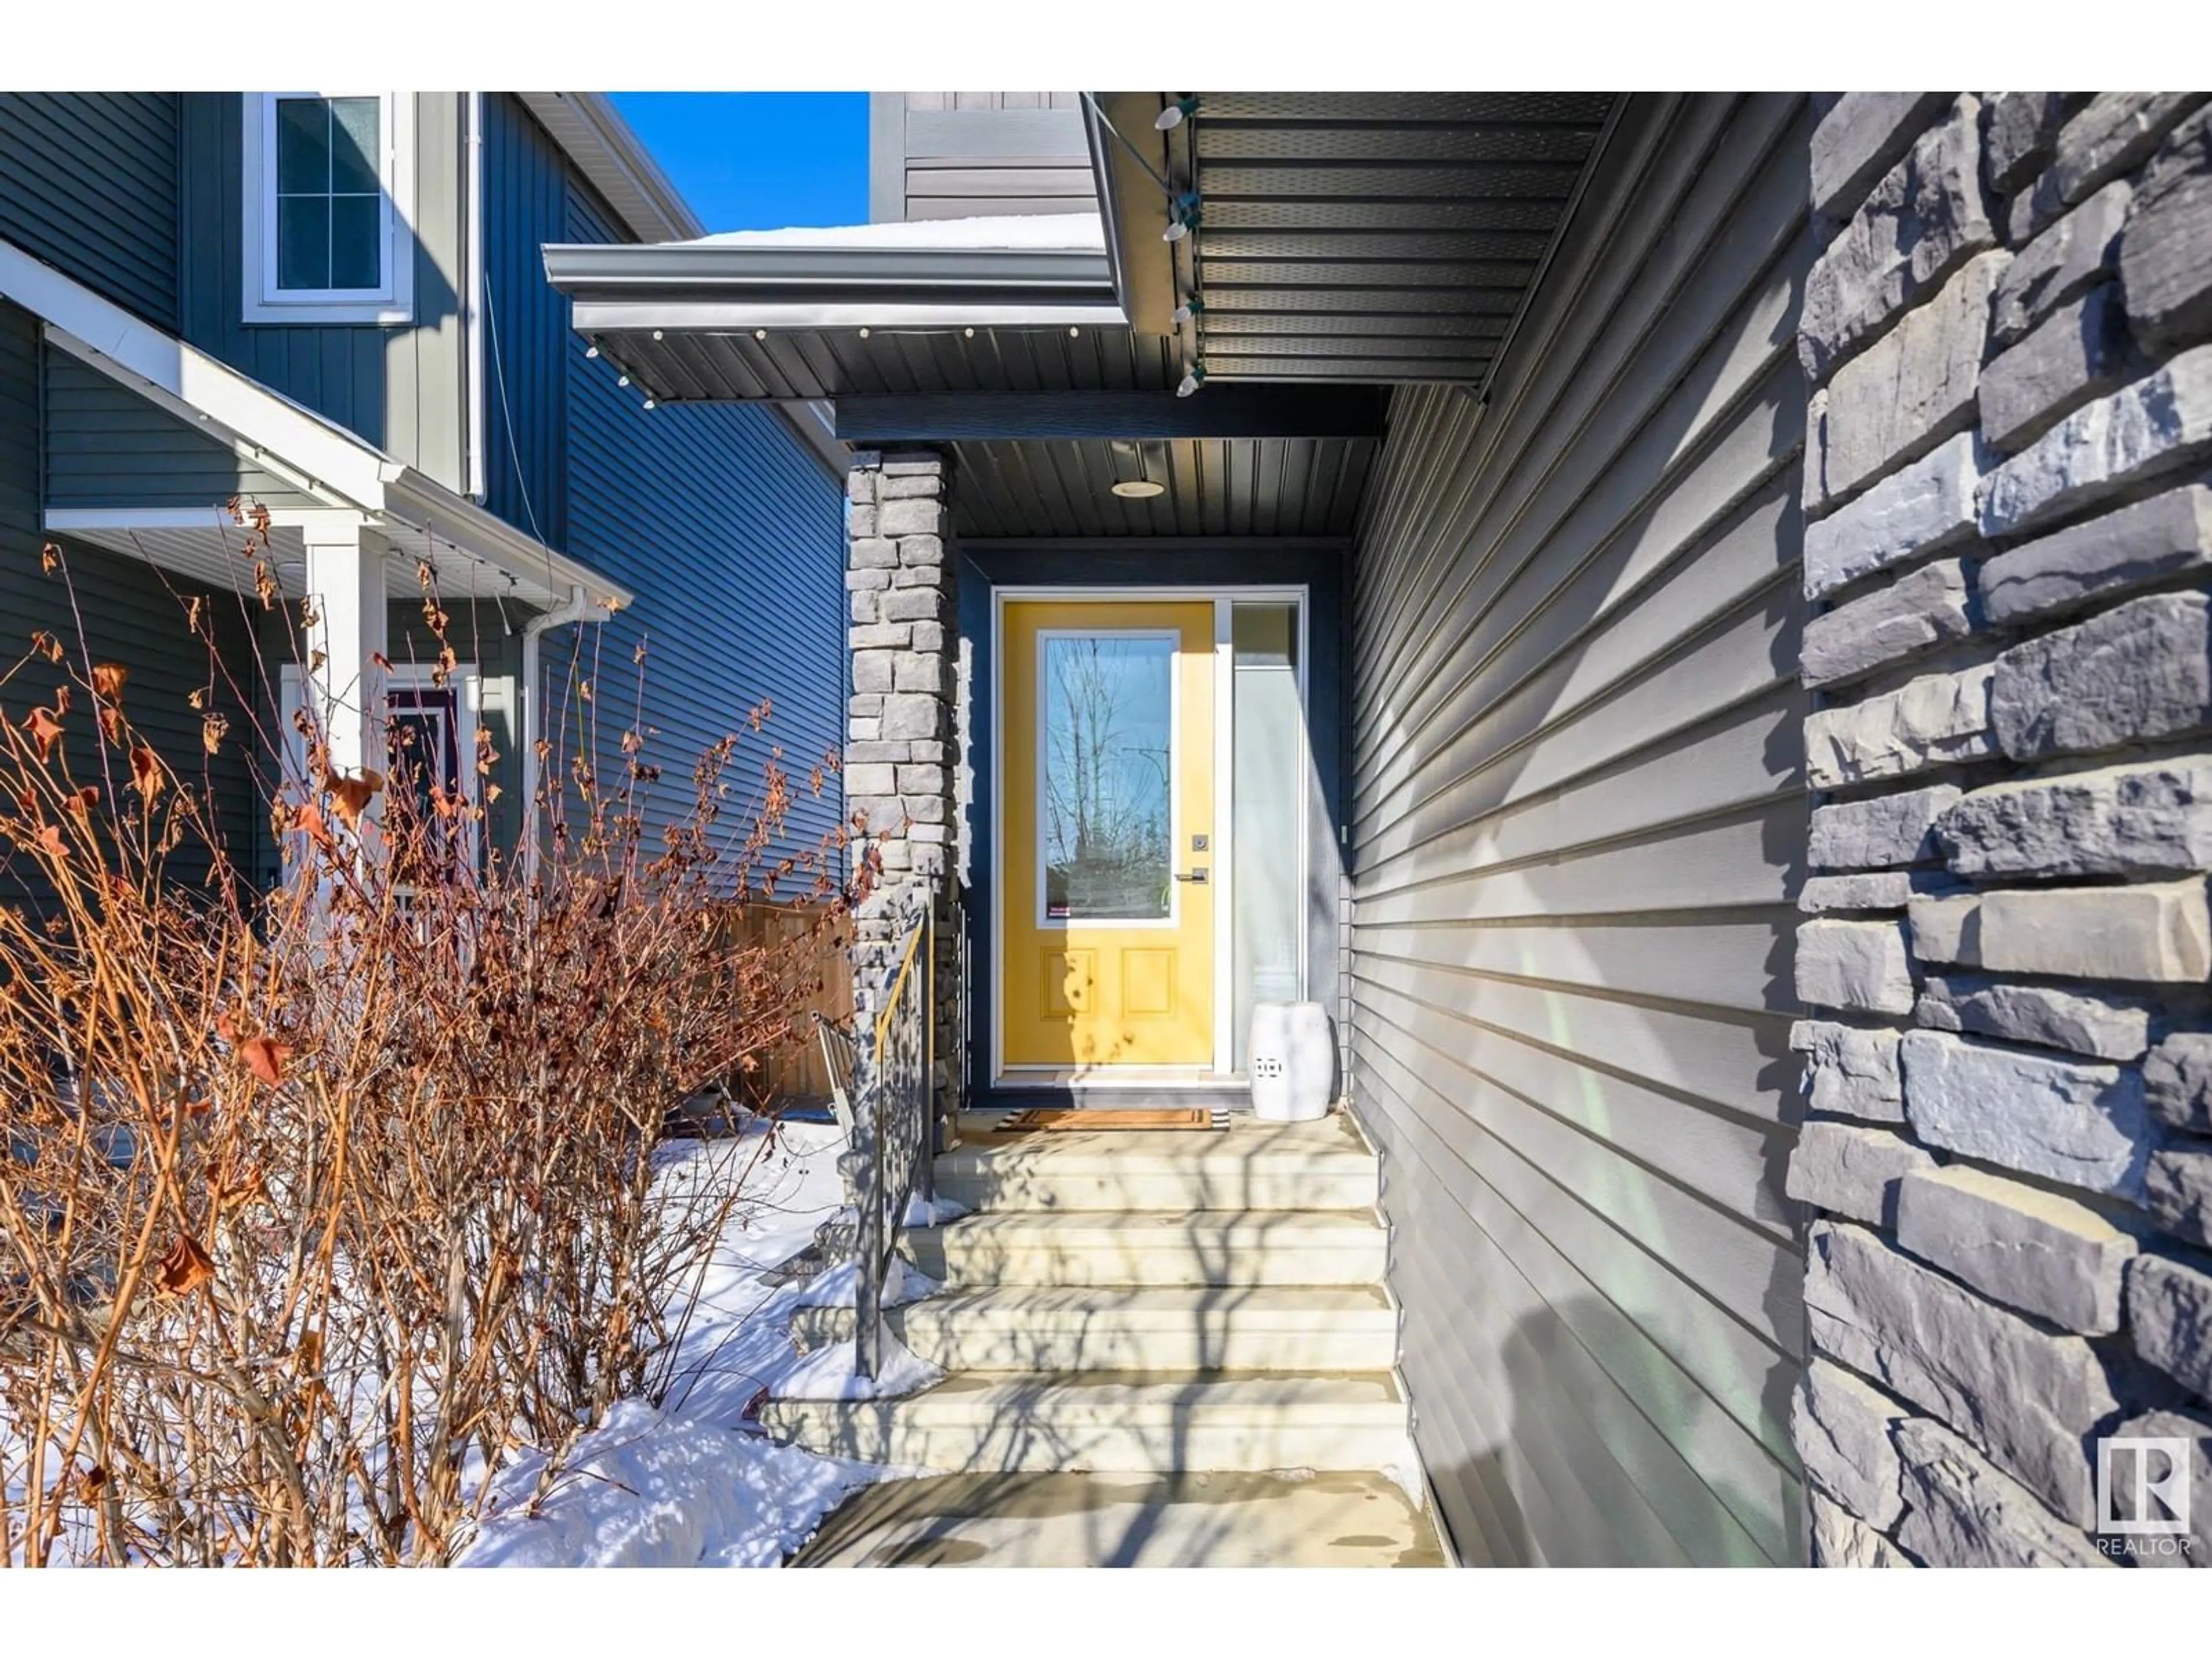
xmin=541 ymin=213 xmax=1137 ymax=403
xmin=681 ymin=211 xmax=1105 ymax=252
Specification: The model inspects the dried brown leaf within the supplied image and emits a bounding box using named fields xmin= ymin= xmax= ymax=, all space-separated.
xmin=130 ymin=744 xmax=164 ymax=801
xmin=327 ymin=769 xmax=383 ymax=827
xmin=22 ymin=706 xmax=62 ymax=763
xmin=238 ymin=1035 xmax=291 ymax=1086
xmin=154 ymin=1235 xmax=215 ymax=1298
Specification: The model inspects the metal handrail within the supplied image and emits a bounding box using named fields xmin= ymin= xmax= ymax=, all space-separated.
xmin=854 ymin=902 xmax=932 ymax=1382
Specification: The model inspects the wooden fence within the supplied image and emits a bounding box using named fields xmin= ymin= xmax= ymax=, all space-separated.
xmin=724 ymin=901 xmax=853 ymax=1103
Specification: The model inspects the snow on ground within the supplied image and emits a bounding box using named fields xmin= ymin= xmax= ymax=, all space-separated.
xmin=686 ymin=211 xmax=1104 ymax=252
xmin=457 ymin=1119 xmax=938 ymax=1569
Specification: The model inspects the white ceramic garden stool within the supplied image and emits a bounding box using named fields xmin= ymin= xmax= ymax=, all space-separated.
xmin=1248 ymin=1001 xmax=1334 ymax=1122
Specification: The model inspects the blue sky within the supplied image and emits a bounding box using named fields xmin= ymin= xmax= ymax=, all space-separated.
xmin=609 ymin=93 xmax=870 ymax=233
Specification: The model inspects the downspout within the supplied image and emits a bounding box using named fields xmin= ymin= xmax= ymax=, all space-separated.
xmin=463 ymin=90 xmax=488 ymax=502
xmin=519 ymin=584 xmax=590 ymax=874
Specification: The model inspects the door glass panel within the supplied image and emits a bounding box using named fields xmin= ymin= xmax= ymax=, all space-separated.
xmin=1232 ymin=603 xmax=1303 ymax=1069
xmin=1040 ymin=633 xmax=1173 ymax=922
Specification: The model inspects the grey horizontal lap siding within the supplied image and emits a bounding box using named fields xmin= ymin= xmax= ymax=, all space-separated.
xmin=44 ymin=353 xmax=315 ymax=510
xmin=561 ymin=188 xmax=845 ymax=865
xmin=0 ymin=93 xmax=179 ymax=328
xmin=1347 ymin=92 xmax=1813 ymax=1567
xmin=0 ymin=302 xmax=262 ymax=907
xmin=874 ymin=96 xmax=1094 ymax=224
xmin=178 ymin=93 xmax=464 ymax=482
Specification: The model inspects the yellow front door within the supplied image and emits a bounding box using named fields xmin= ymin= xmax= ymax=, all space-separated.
xmin=1001 ymin=600 xmax=1215 ymax=1070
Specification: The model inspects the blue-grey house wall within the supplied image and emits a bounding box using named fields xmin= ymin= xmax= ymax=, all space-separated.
xmin=176 ymin=93 xmax=468 ymax=482
xmin=480 ymin=93 xmax=570 ymax=547
xmin=955 ymin=540 xmax=1349 ymax=1100
xmin=556 ymin=175 xmax=847 ymax=861
xmin=44 ymin=353 xmax=317 ymax=511
xmin=0 ymin=93 xmax=180 ymax=329
xmin=5 ymin=90 xmax=843 ymax=893
xmin=0 ymin=301 xmax=266 ymax=907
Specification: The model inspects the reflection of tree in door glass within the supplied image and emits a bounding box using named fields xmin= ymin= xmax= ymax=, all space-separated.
xmin=1043 ymin=635 xmax=1172 ymax=920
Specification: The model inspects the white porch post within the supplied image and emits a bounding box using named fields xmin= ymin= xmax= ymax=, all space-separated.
xmin=302 ymin=521 xmax=389 ymax=786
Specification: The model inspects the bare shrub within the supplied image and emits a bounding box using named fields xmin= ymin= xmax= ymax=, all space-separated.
xmin=0 ymin=523 xmax=864 ymax=1565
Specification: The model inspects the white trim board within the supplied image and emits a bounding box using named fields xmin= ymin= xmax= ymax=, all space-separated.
xmin=4 ymin=234 xmax=631 ymax=613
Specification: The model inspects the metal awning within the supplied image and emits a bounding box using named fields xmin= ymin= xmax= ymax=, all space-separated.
xmin=544 ymin=233 xmax=1153 ymax=403
xmin=536 ymin=97 xmax=1624 ymax=540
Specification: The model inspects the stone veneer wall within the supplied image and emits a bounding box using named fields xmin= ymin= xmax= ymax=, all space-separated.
xmin=844 ymin=447 xmax=964 ymax=1127
xmin=1787 ymin=92 xmax=2212 ymax=1568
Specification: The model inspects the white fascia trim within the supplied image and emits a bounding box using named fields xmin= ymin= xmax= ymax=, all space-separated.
xmin=517 ymin=92 xmax=703 ymax=245
xmin=377 ymin=464 xmax=634 ymax=612
xmin=4 ymin=227 xmax=396 ymax=506
xmin=45 ymin=506 xmax=244 ymax=533
xmin=5 ymin=235 xmax=631 ymax=615
xmin=571 ymin=301 xmax=1131 ymax=333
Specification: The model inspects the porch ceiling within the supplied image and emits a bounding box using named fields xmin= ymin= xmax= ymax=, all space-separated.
xmin=949 ymin=435 xmax=1373 ymax=540
xmin=540 ymin=95 xmax=1624 ymax=541
xmin=1094 ymin=91 xmax=1623 ymax=389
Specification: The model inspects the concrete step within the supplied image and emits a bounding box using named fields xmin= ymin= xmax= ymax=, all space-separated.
xmin=789 ymin=1285 xmax=1399 ymax=1372
xmin=936 ymin=1127 xmax=1378 ymax=1213
xmin=759 ymin=1370 xmax=1412 ymax=1474
xmin=907 ymin=1209 xmax=1389 ymax=1289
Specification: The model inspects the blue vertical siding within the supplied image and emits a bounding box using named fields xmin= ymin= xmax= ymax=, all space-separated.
xmin=177 ymin=94 xmax=386 ymax=443
xmin=176 ymin=93 xmax=465 ymax=478
xmin=479 ymin=94 xmax=569 ymax=546
xmin=0 ymin=93 xmax=180 ymax=328
xmin=560 ymin=185 xmax=846 ymax=862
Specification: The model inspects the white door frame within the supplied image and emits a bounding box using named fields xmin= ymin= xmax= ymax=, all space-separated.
xmin=278 ymin=658 xmax=483 ymax=875
xmin=988 ymin=585 xmax=1311 ymax=1087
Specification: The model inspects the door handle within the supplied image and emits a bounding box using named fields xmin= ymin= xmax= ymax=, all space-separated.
xmin=1175 ymin=867 xmax=1209 ymax=884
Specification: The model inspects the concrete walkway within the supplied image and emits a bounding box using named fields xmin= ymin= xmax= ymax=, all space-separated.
xmin=794 ymin=1469 xmax=1448 ymax=1567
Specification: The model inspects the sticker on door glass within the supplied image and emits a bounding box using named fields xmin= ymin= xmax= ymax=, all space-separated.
xmin=1041 ymin=632 xmax=1173 ymax=922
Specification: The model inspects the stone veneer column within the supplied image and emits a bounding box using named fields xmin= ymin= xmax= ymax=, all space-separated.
xmin=1787 ymin=93 xmax=2212 ymax=1569
xmin=844 ymin=448 xmax=964 ymax=1129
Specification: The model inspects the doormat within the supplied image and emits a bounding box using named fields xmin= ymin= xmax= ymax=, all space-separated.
xmin=994 ymin=1107 xmax=1229 ymax=1133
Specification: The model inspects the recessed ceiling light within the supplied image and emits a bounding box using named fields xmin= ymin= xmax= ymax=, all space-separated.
xmin=1111 ymin=479 xmax=1165 ymax=499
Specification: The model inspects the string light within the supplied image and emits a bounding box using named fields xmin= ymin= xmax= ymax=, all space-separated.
xmin=1155 ymin=96 xmax=1200 ymax=132
xmin=585 ymin=344 xmax=600 ymax=358
xmin=1162 ymin=191 xmax=1203 ymax=243
xmin=642 ymin=397 xmax=656 ymax=411
xmin=754 ymin=329 xmax=767 ymax=341
xmin=859 ymin=327 xmax=871 ymax=339
xmin=617 ymin=374 xmax=630 ymax=387
xmin=1172 ymin=299 xmax=1205 ymax=325
xmin=1176 ymin=363 xmax=1207 ymax=399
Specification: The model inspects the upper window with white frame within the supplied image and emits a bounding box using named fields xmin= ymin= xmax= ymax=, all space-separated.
xmin=241 ymin=92 xmax=415 ymax=324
